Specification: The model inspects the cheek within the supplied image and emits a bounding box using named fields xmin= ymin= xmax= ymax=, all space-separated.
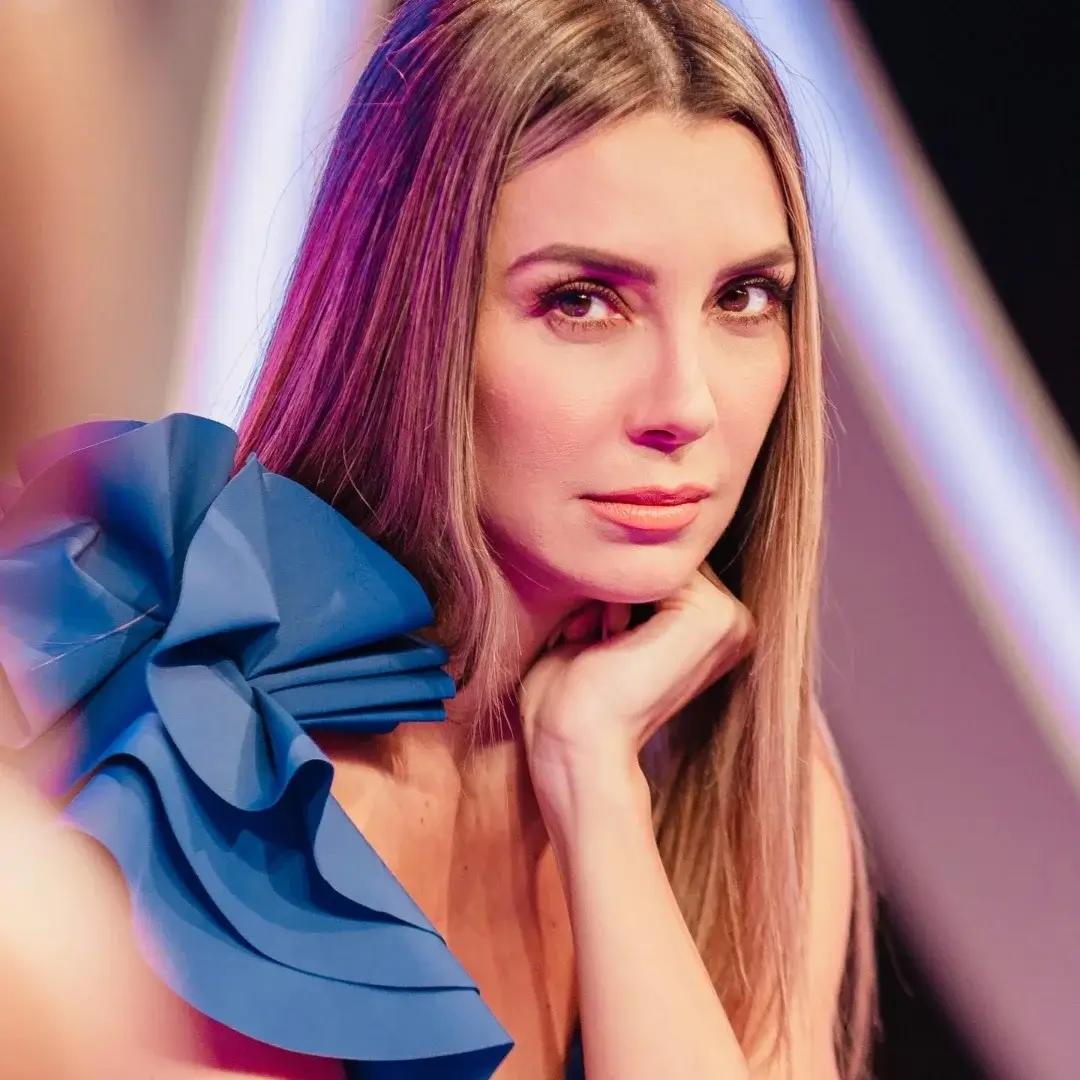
xmin=712 ymin=339 xmax=790 ymax=474
xmin=474 ymin=331 xmax=619 ymax=487
xmin=477 ymin=384 xmax=583 ymax=470
xmin=738 ymin=362 xmax=788 ymax=439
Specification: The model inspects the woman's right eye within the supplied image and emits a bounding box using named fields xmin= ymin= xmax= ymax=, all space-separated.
xmin=537 ymin=281 xmax=624 ymax=332
xmin=551 ymin=289 xmax=612 ymax=320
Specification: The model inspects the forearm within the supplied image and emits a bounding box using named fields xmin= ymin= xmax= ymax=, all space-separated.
xmin=544 ymin=765 xmax=750 ymax=1080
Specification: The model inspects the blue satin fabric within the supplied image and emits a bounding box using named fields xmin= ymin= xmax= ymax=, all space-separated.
xmin=0 ymin=415 xmax=516 ymax=1078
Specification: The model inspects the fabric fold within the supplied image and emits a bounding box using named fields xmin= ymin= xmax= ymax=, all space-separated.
xmin=0 ymin=414 xmax=512 ymax=1077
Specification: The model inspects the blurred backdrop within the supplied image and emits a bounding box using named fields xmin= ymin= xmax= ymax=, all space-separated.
xmin=1 ymin=3 xmax=1077 ymax=1078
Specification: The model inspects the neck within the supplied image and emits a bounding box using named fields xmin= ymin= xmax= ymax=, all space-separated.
xmin=418 ymin=574 xmax=580 ymax=771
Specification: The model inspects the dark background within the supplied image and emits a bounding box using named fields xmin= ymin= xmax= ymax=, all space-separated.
xmin=850 ymin=0 xmax=1079 ymax=444
xmin=847 ymin=1 xmax=1079 ymax=1076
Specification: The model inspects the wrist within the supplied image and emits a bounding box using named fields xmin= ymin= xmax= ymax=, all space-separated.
xmin=531 ymin=749 xmax=654 ymax=861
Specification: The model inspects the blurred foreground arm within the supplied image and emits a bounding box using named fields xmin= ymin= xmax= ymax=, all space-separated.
xmin=0 ymin=767 xmax=275 ymax=1080
xmin=0 ymin=767 xmax=176 ymax=1080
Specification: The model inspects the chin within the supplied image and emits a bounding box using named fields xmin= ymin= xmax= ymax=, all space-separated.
xmin=559 ymin=544 xmax=710 ymax=605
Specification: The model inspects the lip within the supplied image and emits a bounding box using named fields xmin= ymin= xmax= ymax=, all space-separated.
xmin=582 ymin=486 xmax=711 ymax=506
xmin=584 ymin=499 xmax=701 ymax=532
xmin=581 ymin=487 xmax=710 ymax=535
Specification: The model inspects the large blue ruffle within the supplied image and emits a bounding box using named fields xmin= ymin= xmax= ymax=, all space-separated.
xmin=0 ymin=415 xmax=512 ymax=1078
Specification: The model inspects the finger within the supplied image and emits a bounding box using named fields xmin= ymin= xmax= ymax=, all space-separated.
xmin=681 ymin=570 xmax=751 ymax=636
xmin=603 ymin=603 xmax=632 ymax=637
xmin=698 ymin=560 xmax=725 ymax=590
xmin=651 ymin=572 xmax=745 ymax=647
xmin=622 ymin=573 xmax=753 ymax=703
xmin=561 ymin=603 xmax=603 ymax=644
xmin=690 ymin=574 xmax=755 ymax=683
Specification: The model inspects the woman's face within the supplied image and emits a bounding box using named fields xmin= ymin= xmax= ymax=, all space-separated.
xmin=474 ymin=111 xmax=794 ymax=605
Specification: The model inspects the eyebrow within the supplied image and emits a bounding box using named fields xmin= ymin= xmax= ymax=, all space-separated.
xmin=506 ymin=241 xmax=797 ymax=286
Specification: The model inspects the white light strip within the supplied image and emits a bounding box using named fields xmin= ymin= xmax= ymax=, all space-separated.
xmin=733 ymin=0 xmax=1080 ymax=745
xmin=177 ymin=0 xmax=371 ymax=426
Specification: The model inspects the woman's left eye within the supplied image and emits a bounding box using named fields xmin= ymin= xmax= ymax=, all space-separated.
xmin=715 ymin=279 xmax=784 ymax=321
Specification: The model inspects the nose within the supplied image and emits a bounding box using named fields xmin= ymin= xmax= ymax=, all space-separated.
xmin=627 ymin=330 xmax=718 ymax=454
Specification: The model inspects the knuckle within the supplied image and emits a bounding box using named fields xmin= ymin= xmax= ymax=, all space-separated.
xmin=687 ymin=574 xmax=753 ymax=659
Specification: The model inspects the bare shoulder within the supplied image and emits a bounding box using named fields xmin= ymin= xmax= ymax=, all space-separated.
xmin=785 ymin=702 xmax=868 ymax=1080
xmin=807 ymin=708 xmax=857 ymax=1008
xmin=749 ymin=709 xmax=868 ymax=1079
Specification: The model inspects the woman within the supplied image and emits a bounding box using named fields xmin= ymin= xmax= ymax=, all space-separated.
xmin=0 ymin=1 xmax=874 ymax=1078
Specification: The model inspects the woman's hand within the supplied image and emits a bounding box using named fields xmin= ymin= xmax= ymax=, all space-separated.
xmin=519 ymin=568 xmax=757 ymax=1080
xmin=519 ymin=566 xmax=753 ymax=830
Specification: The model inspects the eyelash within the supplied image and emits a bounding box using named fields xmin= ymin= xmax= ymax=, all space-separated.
xmin=535 ymin=272 xmax=794 ymax=334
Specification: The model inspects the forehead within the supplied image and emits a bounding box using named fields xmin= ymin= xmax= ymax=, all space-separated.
xmin=489 ymin=112 xmax=791 ymax=272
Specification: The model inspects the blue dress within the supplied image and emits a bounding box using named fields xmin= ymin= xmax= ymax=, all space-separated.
xmin=0 ymin=415 xmax=585 ymax=1080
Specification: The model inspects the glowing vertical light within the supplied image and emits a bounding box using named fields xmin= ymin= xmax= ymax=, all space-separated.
xmin=731 ymin=0 xmax=1080 ymax=755
xmin=176 ymin=1 xmax=372 ymax=425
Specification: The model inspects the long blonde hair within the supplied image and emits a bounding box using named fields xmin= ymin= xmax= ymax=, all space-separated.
xmin=238 ymin=0 xmax=875 ymax=1074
